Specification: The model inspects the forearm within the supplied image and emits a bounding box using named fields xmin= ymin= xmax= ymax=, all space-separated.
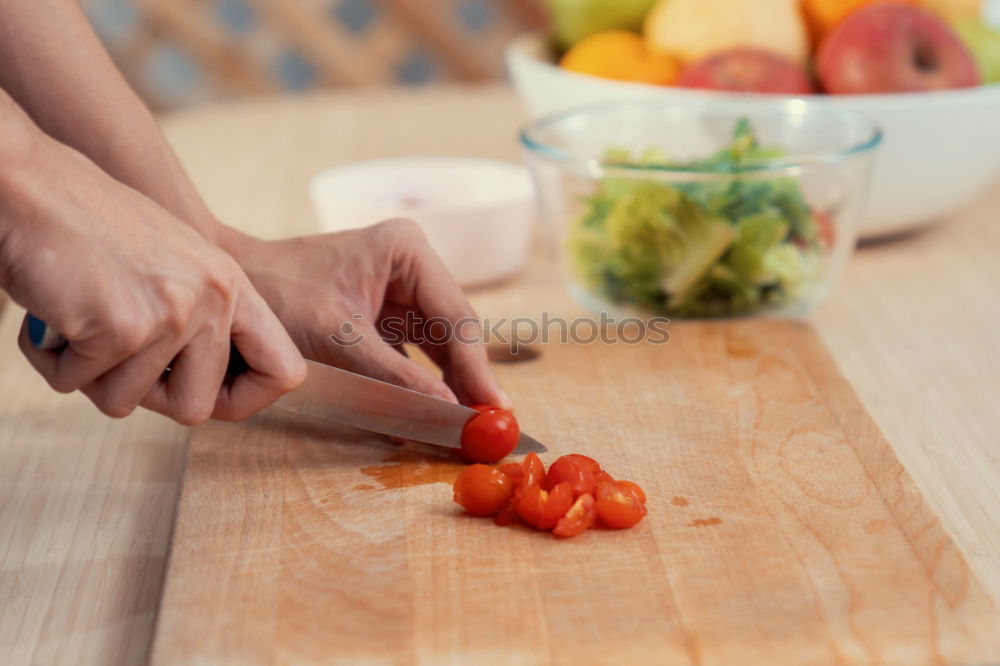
xmin=0 ymin=0 xmax=222 ymax=242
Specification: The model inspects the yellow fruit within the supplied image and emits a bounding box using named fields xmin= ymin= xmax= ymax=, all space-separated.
xmin=921 ymin=0 xmax=983 ymax=19
xmin=644 ymin=0 xmax=809 ymax=64
xmin=803 ymin=0 xmax=921 ymax=40
xmin=560 ymin=30 xmax=680 ymax=85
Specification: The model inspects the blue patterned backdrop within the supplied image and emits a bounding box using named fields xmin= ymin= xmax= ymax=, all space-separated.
xmin=81 ymin=0 xmax=547 ymax=109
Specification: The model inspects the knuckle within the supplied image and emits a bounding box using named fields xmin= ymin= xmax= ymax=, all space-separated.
xmin=156 ymin=282 xmax=194 ymax=337
xmin=107 ymin=315 xmax=148 ymax=355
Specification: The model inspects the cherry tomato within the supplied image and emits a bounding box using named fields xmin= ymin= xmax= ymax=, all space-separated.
xmin=563 ymin=454 xmax=601 ymax=474
xmin=516 ymin=481 xmax=574 ymax=530
xmin=494 ymin=454 xmax=543 ymax=526
xmin=594 ymin=470 xmax=615 ymax=486
xmin=497 ymin=462 xmax=525 ymax=486
xmin=815 ymin=211 xmax=836 ymax=248
xmin=544 ymin=455 xmax=597 ymax=498
xmin=453 ymin=464 xmax=515 ymax=516
xmin=617 ymin=480 xmax=647 ymax=504
xmin=520 ymin=452 xmax=545 ymax=488
xmin=595 ymin=480 xmax=647 ymax=529
xmin=553 ymin=493 xmax=597 ymax=538
xmin=460 ymin=405 xmax=520 ymax=463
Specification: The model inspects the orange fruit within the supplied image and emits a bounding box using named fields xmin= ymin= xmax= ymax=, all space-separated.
xmin=802 ymin=0 xmax=921 ymax=41
xmin=560 ymin=30 xmax=679 ymax=85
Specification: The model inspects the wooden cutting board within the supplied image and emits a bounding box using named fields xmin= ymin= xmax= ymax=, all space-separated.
xmin=150 ymin=320 xmax=999 ymax=665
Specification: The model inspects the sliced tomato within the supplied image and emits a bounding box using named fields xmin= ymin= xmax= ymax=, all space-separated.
xmin=460 ymin=405 xmax=520 ymax=463
xmin=497 ymin=462 xmax=525 ymax=486
xmin=553 ymin=493 xmax=597 ymax=538
xmin=563 ymin=454 xmax=601 ymax=474
xmin=594 ymin=470 xmax=615 ymax=486
xmin=544 ymin=455 xmax=597 ymax=498
xmin=516 ymin=481 xmax=574 ymax=530
xmin=595 ymin=480 xmax=647 ymax=529
xmin=617 ymin=480 xmax=647 ymax=504
xmin=494 ymin=454 xmax=544 ymax=526
xmin=453 ymin=464 xmax=515 ymax=516
xmin=521 ymin=452 xmax=546 ymax=488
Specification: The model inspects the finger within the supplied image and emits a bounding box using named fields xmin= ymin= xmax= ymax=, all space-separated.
xmin=335 ymin=324 xmax=457 ymax=403
xmin=140 ymin=328 xmax=228 ymax=426
xmin=79 ymin=335 xmax=181 ymax=419
xmin=212 ymin=287 xmax=306 ymax=421
xmin=17 ymin=315 xmax=139 ymax=393
xmin=407 ymin=251 xmax=510 ymax=408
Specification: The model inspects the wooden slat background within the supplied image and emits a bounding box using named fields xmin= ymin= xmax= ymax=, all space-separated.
xmin=80 ymin=0 xmax=548 ymax=109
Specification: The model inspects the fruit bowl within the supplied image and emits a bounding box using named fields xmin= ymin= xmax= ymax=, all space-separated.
xmin=520 ymin=99 xmax=880 ymax=319
xmin=508 ymin=33 xmax=1000 ymax=238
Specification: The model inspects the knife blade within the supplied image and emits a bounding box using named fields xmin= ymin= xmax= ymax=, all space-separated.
xmin=275 ymin=360 xmax=546 ymax=454
xmin=26 ymin=315 xmax=546 ymax=454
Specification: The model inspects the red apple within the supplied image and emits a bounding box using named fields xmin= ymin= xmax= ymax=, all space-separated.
xmin=677 ymin=48 xmax=816 ymax=94
xmin=817 ymin=3 xmax=980 ymax=94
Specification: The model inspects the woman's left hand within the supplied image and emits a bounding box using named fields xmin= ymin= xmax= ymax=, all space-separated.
xmin=220 ymin=218 xmax=511 ymax=408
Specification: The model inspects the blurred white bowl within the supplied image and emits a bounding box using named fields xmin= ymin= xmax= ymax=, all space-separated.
xmin=309 ymin=157 xmax=534 ymax=287
xmin=507 ymin=33 xmax=1000 ymax=238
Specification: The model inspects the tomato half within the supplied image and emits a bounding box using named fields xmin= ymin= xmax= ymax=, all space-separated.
xmin=520 ymin=452 xmax=545 ymax=488
xmin=544 ymin=455 xmax=597 ymax=498
xmin=594 ymin=470 xmax=615 ymax=486
xmin=494 ymin=453 xmax=543 ymax=526
xmin=617 ymin=480 xmax=647 ymax=504
xmin=497 ymin=462 xmax=525 ymax=486
xmin=453 ymin=464 xmax=515 ymax=516
xmin=516 ymin=481 xmax=574 ymax=530
xmin=553 ymin=493 xmax=597 ymax=538
xmin=460 ymin=405 xmax=520 ymax=463
xmin=595 ymin=480 xmax=647 ymax=529
xmin=563 ymin=454 xmax=601 ymax=474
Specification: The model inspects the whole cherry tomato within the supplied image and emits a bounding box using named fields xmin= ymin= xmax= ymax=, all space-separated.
xmin=453 ymin=464 xmax=515 ymax=516
xmin=516 ymin=481 xmax=574 ymax=530
xmin=544 ymin=455 xmax=597 ymax=498
xmin=595 ymin=480 xmax=647 ymax=529
xmin=553 ymin=493 xmax=597 ymax=538
xmin=460 ymin=405 xmax=520 ymax=463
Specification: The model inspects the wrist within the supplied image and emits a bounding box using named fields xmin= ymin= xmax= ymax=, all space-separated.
xmin=215 ymin=224 xmax=264 ymax=265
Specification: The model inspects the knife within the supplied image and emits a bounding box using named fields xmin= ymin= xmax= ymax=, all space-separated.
xmin=26 ymin=315 xmax=546 ymax=454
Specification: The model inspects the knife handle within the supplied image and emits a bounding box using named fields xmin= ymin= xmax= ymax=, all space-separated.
xmin=26 ymin=314 xmax=249 ymax=375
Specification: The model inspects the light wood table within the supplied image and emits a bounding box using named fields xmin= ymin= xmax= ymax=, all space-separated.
xmin=1 ymin=84 xmax=998 ymax=664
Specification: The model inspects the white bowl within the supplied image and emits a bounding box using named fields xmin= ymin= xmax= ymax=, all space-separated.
xmin=507 ymin=33 xmax=1000 ymax=238
xmin=309 ymin=157 xmax=534 ymax=287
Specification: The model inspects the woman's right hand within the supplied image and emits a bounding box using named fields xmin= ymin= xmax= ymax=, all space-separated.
xmin=0 ymin=107 xmax=306 ymax=425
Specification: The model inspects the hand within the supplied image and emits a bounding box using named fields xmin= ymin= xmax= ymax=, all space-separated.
xmin=0 ymin=130 xmax=306 ymax=425
xmin=221 ymin=219 xmax=510 ymax=408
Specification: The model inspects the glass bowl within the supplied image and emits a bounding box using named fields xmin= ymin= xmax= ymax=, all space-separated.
xmin=520 ymin=98 xmax=882 ymax=319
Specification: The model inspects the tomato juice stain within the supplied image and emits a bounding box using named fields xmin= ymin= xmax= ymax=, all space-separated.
xmin=688 ymin=517 xmax=723 ymax=527
xmin=360 ymin=451 xmax=466 ymax=490
xmin=671 ymin=496 xmax=689 ymax=507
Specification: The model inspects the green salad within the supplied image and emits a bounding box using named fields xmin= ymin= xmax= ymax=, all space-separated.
xmin=567 ymin=120 xmax=830 ymax=318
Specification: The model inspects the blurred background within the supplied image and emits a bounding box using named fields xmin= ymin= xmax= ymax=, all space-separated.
xmin=81 ymin=0 xmax=548 ymax=110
